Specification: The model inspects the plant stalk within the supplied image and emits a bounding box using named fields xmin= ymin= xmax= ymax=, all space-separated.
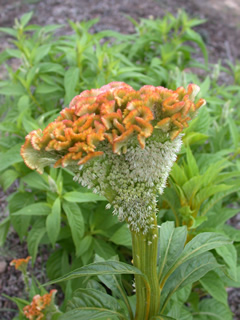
xmin=131 ymin=213 xmax=160 ymax=320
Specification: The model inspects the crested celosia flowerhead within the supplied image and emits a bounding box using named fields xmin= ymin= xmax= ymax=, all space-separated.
xmin=10 ymin=256 xmax=31 ymax=272
xmin=23 ymin=290 xmax=57 ymax=320
xmin=21 ymin=82 xmax=205 ymax=232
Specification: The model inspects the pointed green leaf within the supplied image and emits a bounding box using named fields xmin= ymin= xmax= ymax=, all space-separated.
xmin=0 ymin=144 xmax=22 ymax=171
xmin=201 ymin=185 xmax=240 ymax=216
xmin=170 ymin=163 xmax=188 ymax=187
xmin=93 ymin=238 xmax=116 ymax=259
xmin=193 ymin=298 xmax=232 ymax=320
xmin=161 ymin=253 xmax=220 ymax=312
xmin=193 ymin=184 xmax=232 ymax=208
xmin=22 ymin=172 xmax=50 ymax=191
xmin=185 ymin=147 xmax=199 ymax=177
xmin=182 ymin=176 xmax=202 ymax=201
xmin=45 ymin=261 xmax=144 ymax=286
xmin=12 ymin=203 xmax=51 ymax=216
xmin=110 ymin=224 xmax=132 ymax=247
xmin=64 ymin=67 xmax=80 ymax=105
xmin=94 ymin=255 xmax=120 ymax=297
xmin=20 ymin=11 xmax=33 ymax=27
xmin=62 ymin=201 xmax=84 ymax=256
xmin=215 ymin=244 xmax=237 ymax=280
xmin=59 ymin=289 xmax=125 ymax=320
xmin=200 ymin=271 xmax=228 ymax=306
xmin=151 ymin=316 xmax=176 ymax=320
xmin=161 ymin=232 xmax=231 ymax=288
xmin=63 ymin=191 xmax=106 ymax=203
xmin=0 ymin=217 xmax=10 ymax=246
xmin=46 ymin=198 xmax=61 ymax=246
xmin=27 ymin=220 xmax=46 ymax=263
xmin=0 ymin=169 xmax=19 ymax=191
xmin=77 ymin=235 xmax=93 ymax=257
xmin=158 ymin=222 xmax=187 ymax=283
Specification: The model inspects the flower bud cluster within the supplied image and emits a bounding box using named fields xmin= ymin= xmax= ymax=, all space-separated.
xmin=74 ymin=135 xmax=182 ymax=232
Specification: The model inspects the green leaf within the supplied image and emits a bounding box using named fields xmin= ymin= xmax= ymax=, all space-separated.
xmin=179 ymin=233 xmax=231 ymax=265
xmin=215 ymin=244 xmax=237 ymax=280
xmin=0 ymin=27 xmax=17 ymax=37
xmin=59 ymin=289 xmax=125 ymax=320
xmin=0 ymin=169 xmax=19 ymax=191
xmin=193 ymin=298 xmax=232 ymax=320
xmin=190 ymin=216 xmax=208 ymax=229
xmin=20 ymin=11 xmax=33 ymax=27
xmin=200 ymin=185 xmax=240 ymax=216
xmin=35 ymin=83 xmax=63 ymax=94
xmin=94 ymin=255 xmax=120 ymax=297
xmin=0 ymin=217 xmax=10 ymax=246
xmin=77 ymin=235 xmax=93 ymax=257
xmin=33 ymin=44 xmax=51 ymax=63
xmin=200 ymin=208 xmax=239 ymax=229
xmin=182 ymin=132 xmax=208 ymax=146
xmin=222 ymin=225 xmax=240 ymax=242
xmin=9 ymin=192 xmax=34 ymax=240
xmin=183 ymin=29 xmax=208 ymax=65
xmin=46 ymin=249 xmax=70 ymax=288
xmin=94 ymin=238 xmax=116 ymax=259
xmin=46 ymin=198 xmax=61 ymax=246
xmin=63 ymin=191 xmax=106 ymax=203
xmin=64 ymin=67 xmax=80 ymax=105
xmin=12 ymin=203 xmax=52 ymax=216
xmin=152 ymin=316 xmax=176 ymax=320
xmin=161 ymin=232 xmax=231 ymax=287
xmin=193 ymin=184 xmax=232 ymax=208
xmin=185 ymin=147 xmax=199 ymax=177
xmin=22 ymin=172 xmax=50 ymax=191
xmin=200 ymin=271 xmax=228 ymax=306
xmin=0 ymin=83 xmax=25 ymax=96
xmin=170 ymin=163 xmax=188 ymax=187
xmin=228 ymin=117 xmax=239 ymax=149
xmin=110 ymin=224 xmax=132 ymax=247
xmin=0 ymin=144 xmax=23 ymax=172
xmin=27 ymin=219 xmax=46 ymax=263
xmin=38 ymin=62 xmax=65 ymax=75
xmin=161 ymin=252 xmax=220 ymax=312
xmin=45 ymin=260 xmax=144 ymax=285
xmin=158 ymin=222 xmax=187 ymax=283
xmin=62 ymin=201 xmax=85 ymax=256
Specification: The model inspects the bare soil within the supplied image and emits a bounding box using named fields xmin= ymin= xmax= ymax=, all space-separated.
xmin=0 ymin=0 xmax=240 ymax=319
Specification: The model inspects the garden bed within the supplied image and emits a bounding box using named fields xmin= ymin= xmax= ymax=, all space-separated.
xmin=0 ymin=0 xmax=240 ymax=319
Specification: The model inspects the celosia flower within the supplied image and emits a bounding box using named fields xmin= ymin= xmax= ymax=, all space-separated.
xmin=10 ymin=256 xmax=31 ymax=272
xmin=23 ymin=289 xmax=57 ymax=320
xmin=21 ymin=82 xmax=205 ymax=233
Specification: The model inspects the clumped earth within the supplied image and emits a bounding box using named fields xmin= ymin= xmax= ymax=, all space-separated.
xmin=0 ymin=0 xmax=240 ymax=319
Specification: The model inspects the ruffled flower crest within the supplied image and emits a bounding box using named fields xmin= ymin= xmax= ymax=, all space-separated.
xmin=21 ymin=82 xmax=205 ymax=232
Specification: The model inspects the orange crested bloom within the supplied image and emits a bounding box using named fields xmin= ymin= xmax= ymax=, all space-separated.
xmin=21 ymin=82 xmax=205 ymax=174
xmin=10 ymin=256 xmax=31 ymax=271
xmin=23 ymin=290 xmax=57 ymax=320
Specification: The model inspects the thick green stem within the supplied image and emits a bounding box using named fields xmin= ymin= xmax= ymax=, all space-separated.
xmin=131 ymin=213 xmax=160 ymax=320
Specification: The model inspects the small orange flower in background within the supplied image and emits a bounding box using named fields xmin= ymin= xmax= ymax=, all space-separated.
xmin=23 ymin=289 xmax=57 ymax=320
xmin=10 ymin=256 xmax=31 ymax=272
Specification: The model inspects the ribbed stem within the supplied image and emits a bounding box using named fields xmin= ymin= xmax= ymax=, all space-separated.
xmin=131 ymin=213 xmax=160 ymax=320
